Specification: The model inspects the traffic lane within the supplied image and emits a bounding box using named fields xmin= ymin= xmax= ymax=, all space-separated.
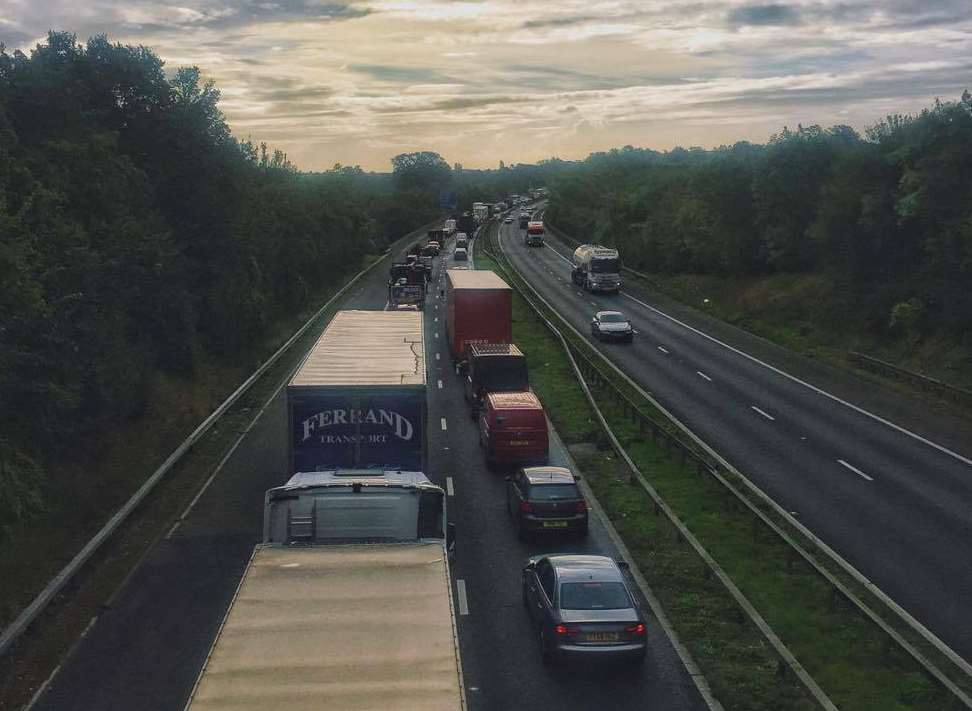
xmin=505 ymin=223 xmax=972 ymax=556
xmin=426 ymin=276 xmax=703 ymax=711
xmin=31 ymin=239 xmax=417 ymax=711
xmin=500 ymin=223 xmax=972 ymax=661
xmin=502 ymin=222 xmax=972 ymax=519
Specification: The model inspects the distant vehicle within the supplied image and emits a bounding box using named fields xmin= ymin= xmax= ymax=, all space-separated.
xmin=519 ymin=213 xmax=530 ymax=229
xmin=453 ymin=247 xmax=468 ymax=262
xmin=506 ymin=466 xmax=588 ymax=539
xmin=388 ymin=262 xmax=427 ymax=310
xmin=522 ymin=554 xmax=647 ymax=666
xmin=479 ymin=391 xmax=548 ymax=467
xmin=423 ymin=241 xmax=440 ymax=257
xmin=455 ymin=233 xmax=469 ymax=249
xmin=572 ymin=244 xmax=621 ymax=293
xmin=526 ymin=221 xmax=545 ymax=247
xmin=504 ymin=216 xmax=513 ymax=224
xmin=591 ymin=311 xmax=633 ymax=342
xmin=444 ymin=218 xmax=457 ymax=235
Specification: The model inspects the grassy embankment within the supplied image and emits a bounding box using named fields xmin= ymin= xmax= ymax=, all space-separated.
xmin=475 ymin=239 xmax=963 ymax=711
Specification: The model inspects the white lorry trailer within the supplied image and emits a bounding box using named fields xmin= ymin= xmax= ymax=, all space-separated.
xmin=571 ymin=244 xmax=622 ymax=293
xmin=184 ymin=311 xmax=464 ymax=711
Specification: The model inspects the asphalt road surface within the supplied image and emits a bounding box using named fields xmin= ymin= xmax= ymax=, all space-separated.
xmin=497 ymin=215 xmax=972 ymax=666
xmin=30 ymin=228 xmax=703 ymax=711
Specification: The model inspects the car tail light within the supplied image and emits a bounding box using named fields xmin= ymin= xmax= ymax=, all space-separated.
xmin=625 ymin=623 xmax=646 ymax=636
xmin=575 ymin=500 xmax=588 ymax=513
xmin=554 ymin=624 xmax=580 ymax=636
xmin=519 ymin=501 xmax=533 ymax=513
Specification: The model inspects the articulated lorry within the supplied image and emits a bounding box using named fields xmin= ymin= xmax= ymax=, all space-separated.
xmin=571 ymin=244 xmax=622 ymax=293
xmin=446 ymin=270 xmax=513 ymax=368
xmin=185 ymin=310 xmax=465 ymax=711
xmin=388 ymin=262 xmax=428 ymax=310
xmin=525 ymin=221 xmax=545 ymax=247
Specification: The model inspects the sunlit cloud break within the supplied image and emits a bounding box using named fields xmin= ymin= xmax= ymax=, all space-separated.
xmin=2 ymin=0 xmax=971 ymax=170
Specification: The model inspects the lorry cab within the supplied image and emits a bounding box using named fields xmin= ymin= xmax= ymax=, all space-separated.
xmin=479 ymin=391 xmax=549 ymax=467
xmin=455 ymin=233 xmax=469 ymax=249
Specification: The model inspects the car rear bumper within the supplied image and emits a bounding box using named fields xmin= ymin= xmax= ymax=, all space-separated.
xmin=487 ymin=445 xmax=548 ymax=465
xmin=554 ymin=641 xmax=647 ymax=661
xmin=521 ymin=513 xmax=587 ymax=533
xmin=598 ymin=330 xmax=633 ymax=341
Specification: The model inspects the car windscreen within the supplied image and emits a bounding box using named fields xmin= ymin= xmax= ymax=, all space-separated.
xmin=599 ymin=313 xmax=626 ymax=324
xmin=528 ymin=483 xmax=579 ymax=500
xmin=559 ymin=581 xmax=631 ymax=610
xmin=591 ymin=257 xmax=619 ymax=273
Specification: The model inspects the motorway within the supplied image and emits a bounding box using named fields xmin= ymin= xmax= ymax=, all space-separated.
xmin=30 ymin=229 xmax=704 ymax=710
xmin=496 ymin=214 xmax=972 ymax=666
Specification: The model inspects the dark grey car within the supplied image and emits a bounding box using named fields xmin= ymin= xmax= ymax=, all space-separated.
xmin=591 ymin=311 xmax=634 ymax=342
xmin=522 ymin=555 xmax=647 ymax=665
xmin=506 ymin=467 xmax=588 ymax=539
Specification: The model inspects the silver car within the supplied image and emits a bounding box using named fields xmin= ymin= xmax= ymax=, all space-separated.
xmin=522 ymin=554 xmax=647 ymax=665
xmin=591 ymin=311 xmax=634 ymax=343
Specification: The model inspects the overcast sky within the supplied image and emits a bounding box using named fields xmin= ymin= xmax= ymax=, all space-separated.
xmin=2 ymin=1 xmax=971 ymax=170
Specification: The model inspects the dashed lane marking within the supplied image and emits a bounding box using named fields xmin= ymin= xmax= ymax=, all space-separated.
xmin=456 ymin=579 xmax=470 ymax=615
xmin=751 ymin=406 xmax=776 ymax=421
xmin=441 ymin=417 xmax=448 ymax=431
xmin=446 ymin=477 xmax=454 ymax=496
xmin=838 ymin=459 xmax=874 ymax=482
xmin=437 ymin=379 xmax=443 ymax=389
xmin=697 ymin=371 xmax=713 ymax=382
xmin=657 ymin=346 xmax=670 ymax=354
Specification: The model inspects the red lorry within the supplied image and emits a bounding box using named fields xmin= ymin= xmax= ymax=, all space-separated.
xmin=446 ymin=269 xmax=513 ymax=367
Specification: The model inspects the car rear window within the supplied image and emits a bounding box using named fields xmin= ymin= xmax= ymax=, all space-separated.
xmin=599 ymin=313 xmax=626 ymax=323
xmin=559 ymin=582 xmax=631 ymax=610
xmin=529 ymin=484 xmax=579 ymax=500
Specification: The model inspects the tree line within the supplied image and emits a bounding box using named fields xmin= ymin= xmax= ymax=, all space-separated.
xmin=545 ymin=95 xmax=972 ymax=344
xmin=0 ymin=33 xmax=452 ymax=532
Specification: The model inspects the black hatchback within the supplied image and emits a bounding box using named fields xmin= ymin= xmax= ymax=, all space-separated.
xmin=506 ymin=466 xmax=588 ymax=539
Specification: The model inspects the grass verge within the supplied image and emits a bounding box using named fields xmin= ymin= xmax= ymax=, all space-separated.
xmin=477 ymin=230 xmax=965 ymax=711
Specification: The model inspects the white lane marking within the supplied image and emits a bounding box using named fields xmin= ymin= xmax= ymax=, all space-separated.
xmin=446 ymin=477 xmax=455 ymax=496
xmin=838 ymin=459 xmax=874 ymax=482
xmin=456 ymin=579 xmax=470 ymax=615
xmin=615 ymin=290 xmax=972 ymax=469
xmin=751 ymin=406 xmax=776 ymax=421
xmin=697 ymin=371 xmax=713 ymax=382
xmin=165 ymin=521 xmax=181 ymax=539
xmin=589 ymin=301 xmax=597 ymax=306
xmin=657 ymin=346 xmax=669 ymax=354
xmin=575 ymin=290 xmax=584 ymax=296
xmin=437 ymin=379 xmax=443 ymax=389
xmin=436 ymin=353 xmax=441 ymax=361
xmin=441 ymin=417 xmax=448 ymax=431
xmin=435 ymin=332 xmax=439 ymax=339
xmin=434 ymin=317 xmax=438 ymax=322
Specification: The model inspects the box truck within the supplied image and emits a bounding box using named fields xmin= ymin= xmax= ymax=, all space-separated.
xmin=287 ymin=310 xmax=427 ymax=475
xmin=445 ymin=270 xmax=513 ymax=367
xmin=184 ymin=469 xmax=463 ymax=711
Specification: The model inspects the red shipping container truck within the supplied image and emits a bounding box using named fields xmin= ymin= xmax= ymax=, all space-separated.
xmin=446 ymin=270 xmax=513 ymax=365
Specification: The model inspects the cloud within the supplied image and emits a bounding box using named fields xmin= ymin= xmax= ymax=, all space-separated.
xmin=728 ymin=4 xmax=801 ymax=27
xmin=348 ymin=64 xmax=453 ymax=83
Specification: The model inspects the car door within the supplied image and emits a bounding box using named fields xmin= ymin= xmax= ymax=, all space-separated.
xmin=536 ymin=561 xmax=557 ymax=628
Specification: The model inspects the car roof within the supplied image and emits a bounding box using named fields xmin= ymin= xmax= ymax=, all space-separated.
xmin=596 ymin=310 xmax=625 ymax=319
xmin=521 ymin=466 xmax=575 ymax=485
xmin=487 ymin=390 xmax=542 ymax=408
xmin=548 ymin=555 xmax=624 ymax=583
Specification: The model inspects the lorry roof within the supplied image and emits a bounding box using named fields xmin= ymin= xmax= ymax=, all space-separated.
xmin=185 ymin=544 xmax=463 ymax=711
xmin=469 ymin=343 xmax=523 ymax=357
xmin=447 ymin=270 xmax=510 ymax=290
xmin=282 ymin=469 xmax=435 ymax=490
xmin=487 ymin=390 xmax=542 ymax=409
xmin=290 ymin=310 xmax=425 ymax=387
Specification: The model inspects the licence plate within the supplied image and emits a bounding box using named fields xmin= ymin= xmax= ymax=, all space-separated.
xmin=586 ymin=632 xmax=619 ymax=643
xmin=507 ymin=440 xmax=530 ymax=447
xmin=542 ymin=521 xmax=568 ymax=528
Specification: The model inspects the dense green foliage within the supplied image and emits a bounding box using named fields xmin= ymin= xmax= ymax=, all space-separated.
xmin=546 ymin=95 xmax=972 ymax=341
xmin=0 ymin=33 xmax=447 ymax=532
